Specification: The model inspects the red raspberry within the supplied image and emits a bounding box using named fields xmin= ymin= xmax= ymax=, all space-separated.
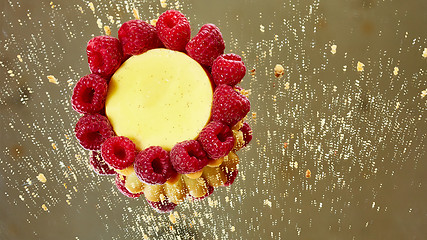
xmin=71 ymin=74 xmax=108 ymax=114
xmin=89 ymin=151 xmax=116 ymax=175
xmin=87 ymin=36 xmax=124 ymax=78
xmin=170 ymin=140 xmax=209 ymax=174
xmin=191 ymin=185 xmax=214 ymax=201
xmin=212 ymin=54 xmax=246 ymax=86
xmin=115 ymin=174 xmax=142 ymax=198
xmin=211 ymin=85 xmax=251 ymax=127
xmin=118 ymin=19 xmax=162 ymax=56
xmin=198 ymin=121 xmax=234 ymax=159
xmin=240 ymin=122 xmax=253 ymax=148
xmin=156 ymin=10 xmax=191 ymax=51
xmin=75 ymin=114 xmax=115 ymax=150
xmin=223 ymin=169 xmax=238 ymax=187
xmin=101 ymin=136 xmax=136 ymax=170
xmin=134 ymin=146 xmax=175 ymax=185
xmin=202 ymin=66 xmax=216 ymax=89
xmin=185 ymin=24 xmax=225 ymax=67
xmin=146 ymin=198 xmax=176 ymax=213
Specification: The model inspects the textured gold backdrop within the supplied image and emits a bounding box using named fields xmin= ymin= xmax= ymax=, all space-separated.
xmin=0 ymin=0 xmax=426 ymax=239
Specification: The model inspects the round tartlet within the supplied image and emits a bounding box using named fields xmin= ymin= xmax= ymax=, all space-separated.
xmin=72 ymin=10 xmax=252 ymax=213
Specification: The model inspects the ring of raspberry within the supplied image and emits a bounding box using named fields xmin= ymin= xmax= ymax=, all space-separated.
xmin=72 ymin=10 xmax=252 ymax=213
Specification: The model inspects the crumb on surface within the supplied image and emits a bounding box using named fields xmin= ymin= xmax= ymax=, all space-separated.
xmin=236 ymin=88 xmax=251 ymax=98
xmin=423 ymin=48 xmax=427 ymax=58
xmin=357 ymin=61 xmax=365 ymax=72
xmin=37 ymin=173 xmax=47 ymax=183
xmin=284 ymin=82 xmax=290 ymax=90
xmin=290 ymin=161 xmax=298 ymax=169
xmin=169 ymin=213 xmax=176 ymax=224
xmin=274 ymin=64 xmax=285 ymax=78
xmin=421 ymin=89 xmax=427 ymax=98
xmin=51 ymin=143 xmax=57 ymax=150
xmin=249 ymin=68 xmax=256 ymax=76
xmin=393 ymin=67 xmax=399 ymax=76
xmin=306 ymin=169 xmax=311 ymax=178
xmin=150 ymin=18 xmax=158 ymax=26
xmin=133 ymin=8 xmax=140 ymax=20
xmin=41 ymin=204 xmax=48 ymax=211
xmin=160 ymin=0 xmax=167 ymax=8
xmin=17 ymin=54 xmax=23 ymax=62
xmin=331 ymin=44 xmax=337 ymax=54
xmin=104 ymin=26 xmax=111 ymax=36
xmin=47 ymin=75 xmax=58 ymax=84
xmin=263 ymin=199 xmax=272 ymax=207
xmin=96 ymin=18 xmax=102 ymax=29
xmin=88 ymin=2 xmax=95 ymax=13
xmin=7 ymin=70 xmax=15 ymax=77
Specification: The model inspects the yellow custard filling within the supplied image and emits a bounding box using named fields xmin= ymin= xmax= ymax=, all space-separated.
xmin=105 ymin=48 xmax=213 ymax=151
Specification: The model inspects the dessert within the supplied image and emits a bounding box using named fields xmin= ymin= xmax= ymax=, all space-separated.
xmin=106 ymin=48 xmax=213 ymax=151
xmin=72 ymin=9 xmax=252 ymax=213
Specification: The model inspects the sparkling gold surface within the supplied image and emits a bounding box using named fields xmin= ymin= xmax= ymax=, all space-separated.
xmin=0 ymin=0 xmax=426 ymax=239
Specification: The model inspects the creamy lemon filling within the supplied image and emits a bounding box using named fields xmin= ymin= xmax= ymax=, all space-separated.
xmin=105 ymin=48 xmax=213 ymax=151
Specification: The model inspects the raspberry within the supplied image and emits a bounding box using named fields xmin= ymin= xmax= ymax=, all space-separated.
xmin=191 ymin=185 xmax=214 ymax=201
xmin=71 ymin=74 xmax=108 ymax=114
xmin=146 ymin=198 xmax=176 ymax=213
xmin=87 ymin=35 xmax=124 ymax=78
xmin=170 ymin=140 xmax=209 ymax=174
xmin=240 ymin=122 xmax=253 ymax=148
xmin=156 ymin=10 xmax=191 ymax=51
xmin=212 ymin=54 xmax=246 ymax=86
xmin=101 ymin=136 xmax=136 ymax=170
xmin=115 ymin=174 xmax=142 ymax=198
xmin=223 ymin=169 xmax=238 ymax=187
xmin=202 ymin=66 xmax=216 ymax=89
xmin=89 ymin=151 xmax=116 ymax=175
xmin=75 ymin=114 xmax=115 ymax=150
xmin=118 ymin=19 xmax=162 ymax=56
xmin=211 ymin=85 xmax=251 ymax=127
xmin=134 ymin=146 xmax=175 ymax=185
xmin=185 ymin=24 xmax=225 ymax=67
xmin=198 ymin=121 xmax=234 ymax=159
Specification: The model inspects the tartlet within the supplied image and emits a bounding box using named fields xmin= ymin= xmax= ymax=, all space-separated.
xmin=72 ymin=10 xmax=252 ymax=213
